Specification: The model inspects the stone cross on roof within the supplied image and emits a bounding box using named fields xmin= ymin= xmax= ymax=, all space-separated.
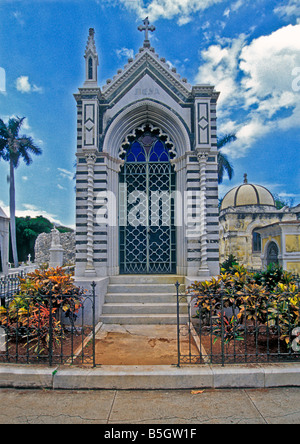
xmin=138 ymin=17 xmax=156 ymax=48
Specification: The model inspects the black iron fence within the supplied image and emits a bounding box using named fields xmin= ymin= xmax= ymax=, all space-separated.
xmin=0 ymin=282 xmax=96 ymax=367
xmin=0 ymin=272 xmax=25 ymax=305
xmin=176 ymin=277 xmax=300 ymax=366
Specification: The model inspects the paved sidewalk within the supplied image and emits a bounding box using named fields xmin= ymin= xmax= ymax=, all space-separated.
xmin=1 ymin=387 xmax=300 ymax=424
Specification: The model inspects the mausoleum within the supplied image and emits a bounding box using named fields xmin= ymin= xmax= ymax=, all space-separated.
xmin=74 ymin=22 xmax=220 ymax=283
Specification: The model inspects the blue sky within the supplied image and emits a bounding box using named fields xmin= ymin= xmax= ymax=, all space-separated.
xmin=0 ymin=0 xmax=299 ymax=228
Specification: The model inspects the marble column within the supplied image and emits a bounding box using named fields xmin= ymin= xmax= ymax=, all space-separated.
xmin=197 ymin=153 xmax=210 ymax=278
xmin=85 ymin=153 xmax=97 ymax=277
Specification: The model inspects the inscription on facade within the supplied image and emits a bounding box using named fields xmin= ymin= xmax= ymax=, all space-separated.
xmin=135 ymin=88 xmax=160 ymax=97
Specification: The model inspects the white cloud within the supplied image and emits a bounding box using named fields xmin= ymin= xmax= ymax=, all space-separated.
xmin=13 ymin=11 xmax=25 ymax=26
xmin=110 ymin=0 xmax=225 ymax=24
xmin=57 ymin=184 xmax=66 ymax=190
xmin=116 ymin=47 xmax=134 ymax=60
xmin=196 ymin=35 xmax=246 ymax=108
xmin=0 ymin=201 xmax=63 ymax=226
xmin=16 ymin=76 xmax=43 ymax=94
xmin=223 ymin=0 xmax=244 ymax=18
xmin=58 ymin=168 xmax=74 ymax=181
xmin=177 ymin=16 xmax=192 ymax=26
xmin=274 ymin=0 xmax=300 ymax=19
xmin=196 ymin=24 xmax=300 ymax=158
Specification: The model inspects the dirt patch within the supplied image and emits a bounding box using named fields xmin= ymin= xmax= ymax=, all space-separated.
xmin=90 ymin=324 xmax=198 ymax=366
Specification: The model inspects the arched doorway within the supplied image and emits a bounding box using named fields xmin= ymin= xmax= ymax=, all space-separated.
xmin=119 ymin=126 xmax=176 ymax=274
xmin=267 ymin=241 xmax=279 ymax=266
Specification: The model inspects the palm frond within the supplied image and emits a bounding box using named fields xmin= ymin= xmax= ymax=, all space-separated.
xmin=217 ymin=133 xmax=237 ymax=150
xmin=0 ymin=119 xmax=9 ymax=139
xmin=8 ymin=116 xmax=26 ymax=138
xmin=217 ymin=133 xmax=236 ymax=184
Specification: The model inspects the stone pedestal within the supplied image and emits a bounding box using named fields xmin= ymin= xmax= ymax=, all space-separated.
xmin=0 ymin=327 xmax=6 ymax=352
xmin=49 ymin=227 xmax=64 ymax=268
xmin=49 ymin=246 xmax=64 ymax=268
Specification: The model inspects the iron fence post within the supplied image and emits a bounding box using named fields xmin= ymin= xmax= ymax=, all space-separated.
xmin=49 ymin=293 xmax=53 ymax=367
xmin=91 ymin=281 xmax=96 ymax=368
xmin=221 ymin=291 xmax=225 ymax=367
xmin=175 ymin=281 xmax=181 ymax=367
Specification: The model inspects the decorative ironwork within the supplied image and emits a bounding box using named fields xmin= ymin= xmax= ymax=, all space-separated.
xmin=119 ymin=127 xmax=176 ymax=274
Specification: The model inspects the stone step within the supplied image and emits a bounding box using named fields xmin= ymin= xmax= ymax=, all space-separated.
xmin=109 ymin=275 xmax=185 ymax=285
xmin=107 ymin=284 xmax=183 ymax=294
xmin=105 ymin=293 xmax=180 ymax=304
xmin=101 ymin=276 xmax=187 ymax=326
xmin=99 ymin=314 xmax=189 ymax=325
xmin=102 ymin=302 xmax=188 ymax=315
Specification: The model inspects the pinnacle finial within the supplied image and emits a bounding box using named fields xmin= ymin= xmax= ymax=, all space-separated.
xmin=138 ymin=17 xmax=156 ymax=48
xmin=244 ymin=173 xmax=248 ymax=184
xmin=84 ymin=27 xmax=99 ymax=85
xmin=85 ymin=28 xmax=98 ymax=58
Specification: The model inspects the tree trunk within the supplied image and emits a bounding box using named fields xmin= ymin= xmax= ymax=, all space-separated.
xmin=9 ymin=159 xmax=19 ymax=268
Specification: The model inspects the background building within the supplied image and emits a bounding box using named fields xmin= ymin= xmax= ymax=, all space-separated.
xmin=219 ymin=174 xmax=300 ymax=271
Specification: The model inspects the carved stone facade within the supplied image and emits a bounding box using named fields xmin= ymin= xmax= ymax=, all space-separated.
xmin=74 ymin=25 xmax=220 ymax=279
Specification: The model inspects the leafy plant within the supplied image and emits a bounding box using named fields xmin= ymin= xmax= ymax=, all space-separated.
xmin=0 ymin=267 xmax=84 ymax=354
xmin=189 ymin=266 xmax=300 ymax=350
xmin=220 ymin=255 xmax=239 ymax=274
xmin=253 ymin=264 xmax=293 ymax=291
xmin=213 ymin=313 xmax=244 ymax=345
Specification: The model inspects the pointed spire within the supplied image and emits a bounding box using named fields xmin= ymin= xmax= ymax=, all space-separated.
xmin=84 ymin=28 xmax=99 ymax=86
xmin=85 ymin=28 xmax=98 ymax=58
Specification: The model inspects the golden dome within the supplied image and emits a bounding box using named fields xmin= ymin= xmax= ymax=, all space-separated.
xmin=221 ymin=175 xmax=275 ymax=211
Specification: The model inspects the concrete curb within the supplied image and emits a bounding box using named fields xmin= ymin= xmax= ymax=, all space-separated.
xmin=1 ymin=363 xmax=300 ymax=390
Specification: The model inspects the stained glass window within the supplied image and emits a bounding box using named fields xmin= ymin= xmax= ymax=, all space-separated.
xmin=125 ymin=133 xmax=171 ymax=163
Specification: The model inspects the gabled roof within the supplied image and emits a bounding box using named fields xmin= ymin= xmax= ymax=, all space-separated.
xmin=0 ymin=206 xmax=9 ymax=220
xmin=101 ymin=46 xmax=193 ymax=104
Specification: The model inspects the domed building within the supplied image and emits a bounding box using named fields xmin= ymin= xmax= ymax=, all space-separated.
xmin=219 ymin=174 xmax=300 ymax=272
xmin=221 ymin=178 xmax=276 ymax=210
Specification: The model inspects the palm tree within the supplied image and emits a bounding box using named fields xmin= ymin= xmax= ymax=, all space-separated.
xmin=0 ymin=117 xmax=42 ymax=268
xmin=217 ymin=133 xmax=236 ymax=184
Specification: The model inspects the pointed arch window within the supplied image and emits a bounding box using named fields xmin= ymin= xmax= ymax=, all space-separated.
xmin=88 ymin=57 xmax=93 ymax=80
xmin=123 ymin=129 xmax=174 ymax=164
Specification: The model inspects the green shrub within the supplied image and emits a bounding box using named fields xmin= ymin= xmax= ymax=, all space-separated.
xmin=189 ymin=267 xmax=300 ymax=348
xmin=220 ymin=255 xmax=239 ymax=274
xmin=253 ymin=264 xmax=294 ymax=291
